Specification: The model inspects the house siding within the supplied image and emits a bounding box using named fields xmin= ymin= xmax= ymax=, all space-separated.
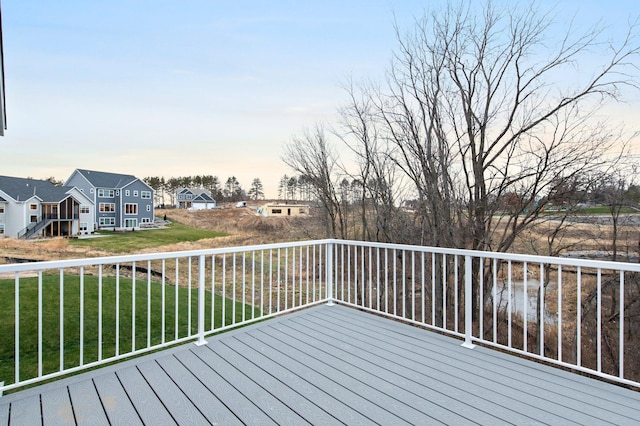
xmin=0 ymin=176 xmax=96 ymax=239
xmin=120 ymin=180 xmax=154 ymax=227
xmin=2 ymin=197 xmax=40 ymax=237
xmin=176 ymin=188 xmax=216 ymax=210
xmin=66 ymin=170 xmax=154 ymax=230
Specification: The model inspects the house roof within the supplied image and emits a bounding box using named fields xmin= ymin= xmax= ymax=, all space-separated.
xmin=0 ymin=175 xmax=75 ymax=203
xmin=193 ymin=193 xmax=215 ymax=202
xmin=74 ymin=169 xmax=140 ymax=189
xmin=177 ymin=187 xmax=215 ymax=202
xmin=178 ymin=187 xmax=212 ymax=197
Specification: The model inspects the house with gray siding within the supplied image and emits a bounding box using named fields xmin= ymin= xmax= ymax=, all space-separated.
xmin=176 ymin=187 xmax=217 ymax=209
xmin=65 ymin=169 xmax=154 ymax=230
xmin=0 ymin=175 xmax=95 ymax=239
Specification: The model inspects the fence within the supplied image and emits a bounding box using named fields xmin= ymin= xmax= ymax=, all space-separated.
xmin=1 ymin=239 xmax=639 ymax=394
xmin=0 ymin=240 xmax=330 ymax=393
xmin=329 ymin=240 xmax=640 ymax=388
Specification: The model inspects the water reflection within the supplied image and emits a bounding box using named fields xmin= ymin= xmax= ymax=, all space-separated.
xmin=492 ymin=279 xmax=558 ymax=324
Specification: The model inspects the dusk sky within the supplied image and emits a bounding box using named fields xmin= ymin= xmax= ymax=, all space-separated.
xmin=2 ymin=1 xmax=639 ymax=198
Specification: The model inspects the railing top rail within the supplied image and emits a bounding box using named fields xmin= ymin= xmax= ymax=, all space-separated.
xmin=2 ymin=238 xmax=639 ymax=273
xmin=329 ymin=239 xmax=640 ymax=272
xmin=0 ymin=239 xmax=335 ymax=273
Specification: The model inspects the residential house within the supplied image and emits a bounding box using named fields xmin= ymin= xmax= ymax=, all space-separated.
xmin=66 ymin=169 xmax=154 ymax=230
xmin=0 ymin=175 xmax=95 ymax=239
xmin=259 ymin=203 xmax=310 ymax=217
xmin=176 ymin=187 xmax=217 ymax=210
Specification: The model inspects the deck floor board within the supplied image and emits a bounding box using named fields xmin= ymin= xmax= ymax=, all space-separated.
xmin=5 ymin=394 xmax=41 ymax=426
xmin=265 ymin=319 xmax=484 ymax=424
xmin=137 ymin=361 xmax=210 ymax=425
xmin=115 ymin=365 xmax=176 ymax=425
xmin=250 ymin=327 xmax=417 ymax=425
xmin=302 ymin=308 xmax=621 ymax=424
xmin=40 ymin=387 xmax=74 ymax=425
xmin=92 ymin=372 xmax=142 ymax=426
xmin=67 ymin=380 xmax=109 ymax=426
xmin=155 ymin=354 xmax=243 ymax=426
xmin=1 ymin=304 xmax=640 ymax=425
xmin=173 ymin=349 xmax=278 ymax=425
xmin=0 ymin=405 xmax=7 ymax=426
xmin=287 ymin=312 xmax=562 ymax=425
xmin=214 ymin=340 xmax=342 ymax=425
xmin=231 ymin=331 xmax=383 ymax=426
xmin=321 ymin=306 xmax=640 ymax=422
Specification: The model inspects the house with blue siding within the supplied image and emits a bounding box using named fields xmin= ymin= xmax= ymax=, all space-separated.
xmin=65 ymin=169 xmax=154 ymax=230
xmin=0 ymin=175 xmax=95 ymax=239
xmin=176 ymin=187 xmax=217 ymax=209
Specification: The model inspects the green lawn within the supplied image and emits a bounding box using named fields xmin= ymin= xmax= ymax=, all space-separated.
xmin=0 ymin=274 xmax=259 ymax=388
xmin=541 ymin=206 xmax=638 ymax=215
xmin=69 ymin=221 xmax=227 ymax=252
xmin=574 ymin=206 xmax=638 ymax=214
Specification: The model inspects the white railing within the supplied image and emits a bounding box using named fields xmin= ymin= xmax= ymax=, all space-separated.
xmin=1 ymin=238 xmax=639 ymax=394
xmin=329 ymin=240 xmax=640 ymax=388
xmin=0 ymin=240 xmax=331 ymax=393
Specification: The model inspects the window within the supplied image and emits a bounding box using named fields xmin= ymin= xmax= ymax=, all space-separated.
xmin=99 ymin=217 xmax=115 ymax=226
xmin=0 ymin=204 xmax=4 ymax=213
xmin=124 ymin=218 xmax=138 ymax=228
xmin=80 ymin=206 xmax=90 ymax=214
xmin=90 ymin=188 xmax=94 ymax=194
xmin=30 ymin=215 xmax=38 ymax=223
xmin=79 ymin=222 xmax=88 ymax=231
xmin=97 ymin=189 xmax=114 ymax=198
xmin=141 ymin=191 xmax=151 ymax=199
xmin=271 ymin=209 xmax=282 ymax=214
xmin=29 ymin=204 xmax=38 ymax=210
xmin=146 ymin=205 xmax=151 ymax=212
xmin=141 ymin=217 xmax=151 ymax=224
xmin=133 ymin=190 xmax=138 ymax=197
xmin=125 ymin=203 xmax=138 ymax=215
xmin=125 ymin=190 xmax=130 ymax=196
xmin=99 ymin=203 xmax=115 ymax=212
xmin=0 ymin=224 xmax=4 ymax=235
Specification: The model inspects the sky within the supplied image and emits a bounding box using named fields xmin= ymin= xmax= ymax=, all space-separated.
xmin=1 ymin=0 xmax=639 ymax=198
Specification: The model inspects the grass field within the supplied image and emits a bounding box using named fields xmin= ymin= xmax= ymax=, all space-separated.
xmin=69 ymin=221 xmax=228 ymax=252
xmin=544 ymin=206 xmax=638 ymax=214
xmin=0 ymin=273 xmax=259 ymax=388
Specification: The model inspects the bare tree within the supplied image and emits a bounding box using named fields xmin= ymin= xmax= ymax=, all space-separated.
xmin=337 ymin=80 xmax=409 ymax=243
xmin=282 ymin=125 xmax=346 ymax=238
xmin=334 ymin=1 xmax=638 ymax=323
xmin=379 ymin=2 xmax=637 ymax=251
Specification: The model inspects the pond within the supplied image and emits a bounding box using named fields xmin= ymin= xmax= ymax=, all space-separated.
xmin=492 ymin=278 xmax=558 ymax=324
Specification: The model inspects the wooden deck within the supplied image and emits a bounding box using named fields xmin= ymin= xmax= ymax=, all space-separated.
xmin=1 ymin=304 xmax=639 ymax=425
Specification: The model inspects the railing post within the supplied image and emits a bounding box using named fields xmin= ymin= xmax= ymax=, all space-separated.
xmin=326 ymin=241 xmax=335 ymax=305
xmin=462 ymin=255 xmax=475 ymax=349
xmin=195 ymin=255 xmax=208 ymax=346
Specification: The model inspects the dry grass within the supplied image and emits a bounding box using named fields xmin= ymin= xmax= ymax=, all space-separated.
xmin=0 ymin=206 xmax=326 ymax=263
xmin=504 ymin=216 xmax=640 ymax=258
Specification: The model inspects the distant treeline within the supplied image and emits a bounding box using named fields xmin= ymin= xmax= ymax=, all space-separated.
xmin=143 ymin=175 xmax=265 ymax=206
